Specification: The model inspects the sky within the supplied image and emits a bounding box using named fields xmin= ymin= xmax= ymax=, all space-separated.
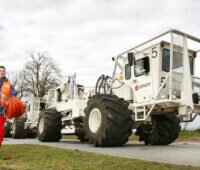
xmin=1 ymin=0 xmax=200 ymax=87
xmin=0 ymin=0 xmax=200 ymax=129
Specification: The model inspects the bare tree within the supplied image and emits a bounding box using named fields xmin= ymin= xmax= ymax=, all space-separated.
xmin=7 ymin=71 xmax=25 ymax=99
xmin=22 ymin=52 xmax=62 ymax=97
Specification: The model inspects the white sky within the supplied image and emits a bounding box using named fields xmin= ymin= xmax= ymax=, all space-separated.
xmin=0 ymin=0 xmax=200 ymax=87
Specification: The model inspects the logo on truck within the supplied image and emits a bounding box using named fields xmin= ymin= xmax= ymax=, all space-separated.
xmin=134 ymin=83 xmax=151 ymax=91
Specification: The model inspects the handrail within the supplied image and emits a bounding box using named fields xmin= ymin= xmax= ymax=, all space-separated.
xmin=116 ymin=29 xmax=200 ymax=58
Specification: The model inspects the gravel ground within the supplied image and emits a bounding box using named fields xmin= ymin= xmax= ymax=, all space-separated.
xmin=3 ymin=138 xmax=200 ymax=167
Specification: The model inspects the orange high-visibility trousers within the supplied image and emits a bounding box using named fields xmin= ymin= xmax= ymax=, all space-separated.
xmin=0 ymin=115 xmax=6 ymax=147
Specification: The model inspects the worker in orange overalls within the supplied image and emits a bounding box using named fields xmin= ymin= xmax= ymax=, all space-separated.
xmin=0 ymin=66 xmax=17 ymax=146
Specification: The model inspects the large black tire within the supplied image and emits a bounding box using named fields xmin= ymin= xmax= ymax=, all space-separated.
xmin=84 ymin=94 xmax=133 ymax=147
xmin=74 ymin=117 xmax=88 ymax=142
xmin=38 ymin=109 xmax=62 ymax=142
xmin=135 ymin=113 xmax=181 ymax=145
xmin=12 ymin=118 xmax=26 ymax=139
xmin=75 ymin=128 xmax=88 ymax=142
xmin=26 ymin=128 xmax=37 ymax=138
xmin=4 ymin=121 xmax=11 ymax=138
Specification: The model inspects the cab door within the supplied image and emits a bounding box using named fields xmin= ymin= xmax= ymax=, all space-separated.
xmin=132 ymin=55 xmax=153 ymax=103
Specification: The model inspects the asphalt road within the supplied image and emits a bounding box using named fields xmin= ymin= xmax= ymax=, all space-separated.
xmin=3 ymin=138 xmax=200 ymax=167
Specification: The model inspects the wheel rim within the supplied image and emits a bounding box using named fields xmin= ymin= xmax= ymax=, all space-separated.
xmin=89 ymin=108 xmax=102 ymax=133
xmin=38 ymin=118 xmax=44 ymax=134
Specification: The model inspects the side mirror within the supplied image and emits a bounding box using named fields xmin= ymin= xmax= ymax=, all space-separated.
xmin=143 ymin=57 xmax=150 ymax=73
xmin=128 ymin=53 xmax=135 ymax=66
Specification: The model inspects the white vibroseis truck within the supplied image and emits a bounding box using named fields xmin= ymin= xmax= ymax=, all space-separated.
xmin=38 ymin=29 xmax=200 ymax=146
xmin=11 ymin=97 xmax=46 ymax=139
xmin=38 ymin=74 xmax=92 ymax=141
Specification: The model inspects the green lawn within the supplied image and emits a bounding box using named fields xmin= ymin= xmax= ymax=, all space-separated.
xmin=0 ymin=144 xmax=198 ymax=170
xmin=62 ymin=129 xmax=200 ymax=142
xmin=176 ymin=130 xmax=200 ymax=142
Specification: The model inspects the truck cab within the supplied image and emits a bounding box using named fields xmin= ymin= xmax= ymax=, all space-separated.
xmin=112 ymin=29 xmax=200 ymax=121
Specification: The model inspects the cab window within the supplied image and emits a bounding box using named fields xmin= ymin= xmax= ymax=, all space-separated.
xmin=125 ymin=64 xmax=131 ymax=80
xmin=134 ymin=57 xmax=150 ymax=77
xmin=162 ymin=48 xmax=194 ymax=74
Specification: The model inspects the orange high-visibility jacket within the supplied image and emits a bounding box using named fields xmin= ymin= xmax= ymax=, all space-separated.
xmin=0 ymin=81 xmax=11 ymax=108
xmin=0 ymin=81 xmax=11 ymax=147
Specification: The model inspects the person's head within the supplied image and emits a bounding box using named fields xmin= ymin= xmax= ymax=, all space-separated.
xmin=0 ymin=66 xmax=6 ymax=79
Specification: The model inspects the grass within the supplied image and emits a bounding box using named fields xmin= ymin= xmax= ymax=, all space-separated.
xmin=62 ymin=134 xmax=140 ymax=142
xmin=62 ymin=134 xmax=139 ymax=141
xmin=62 ymin=135 xmax=77 ymax=140
xmin=0 ymin=144 xmax=199 ymax=170
xmin=0 ymin=130 xmax=199 ymax=169
xmin=179 ymin=129 xmax=200 ymax=137
xmin=176 ymin=130 xmax=200 ymax=142
xmin=63 ymin=129 xmax=200 ymax=142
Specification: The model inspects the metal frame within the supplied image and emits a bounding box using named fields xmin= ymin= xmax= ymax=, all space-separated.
xmin=111 ymin=29 xmax=200 ymax=121
xmin=181 ymin=113 xmax=199 ymax=123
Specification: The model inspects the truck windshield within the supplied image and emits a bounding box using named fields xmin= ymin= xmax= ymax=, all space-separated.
xmin=162 ymin=48 xmax=194 ymax=75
